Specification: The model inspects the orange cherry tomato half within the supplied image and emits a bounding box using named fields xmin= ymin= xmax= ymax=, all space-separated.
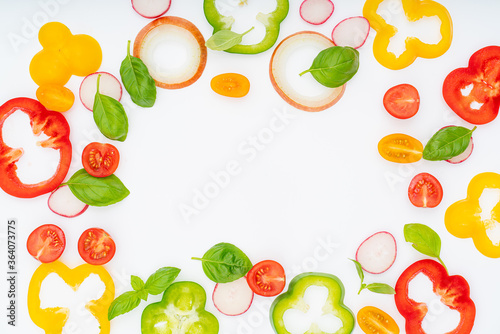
xmin=378 ymin=134 xmax=423 ymax=163
xmin=36 ymin=84 xmax=75 ymax=112
xmin=82 ymin=142 xmax=120 ymax=178
xmin=408 ymin=172 xmax=443 ymax=208
xmin=246 ymin=260 xmax=286 ymax=297
xmin=27 ymin=224 xmax=66 ymax=263
xmin=357 ymin=306 xmax=400 ymax=334
xmin=210 ymin=73 xmax=250 ymax=98
xmin=78 ymin=228 xmax=116 ymax=265
xmin=383 ymin=84 xmax=420 ymax=119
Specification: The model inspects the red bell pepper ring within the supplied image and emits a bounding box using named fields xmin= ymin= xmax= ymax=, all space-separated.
xmin=0 ymin=97 xmax=72 ymax=198
xmin=443 ymin=46 xmax=500 ymax=125
xmin=395 ymin=259 xmax=475 ymax=334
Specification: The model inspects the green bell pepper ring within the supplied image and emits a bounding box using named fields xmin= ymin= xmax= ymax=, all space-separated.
xmin=141 ymin=281 xmax=219 ymax=334
xmin=270 ymin=272 xmax=355 ymax=334
xmin=203 ymin=0 xmax=289 ymax=54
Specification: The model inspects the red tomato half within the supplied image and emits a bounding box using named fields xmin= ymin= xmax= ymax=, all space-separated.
xmin=27 ymin=224 xmax=66 ymax=263
xmin=246 ymin=260 xmax=286 ymax=297
xmin=82 ymin=142 xmax=120 ymax=177
xmin=78 ymin=228 xmax=116 ymax=265
xmin=408 ymin=173 xmax=443 ymax=208
xmin=383 ymin=84 xmax=420 ymax=119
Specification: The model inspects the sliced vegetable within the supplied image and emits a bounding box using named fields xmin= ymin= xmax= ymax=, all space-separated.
xmin=383 ymin=84 xmax=420 ymax=119
xmin=270 ymin=31 xmax=345 ymax=112
xmin=205 ymin=27 xmax=254 ymax=51
xmin=331 ymin=16 xmax=370 ymax=49
xmin=36 ymin=84 xmax=75 ymax=112
xmin=270 ymin=272 xmax=355 ymax=334
xmin=408 ymin=173 xmax=443 ymax=208
xmin=78 ymin=227 xmax=116 ymax=265
xmin=141 ymin=281 xmax=219 ymax=334
xmin=210 ymin=73 xmax=250 ymax=98
xmin=357 ymin=306 xmax=400 ymax=334
xmin=404 ymin=223 xmax=446 ymax=269
xmin=28 ymin=261 xmax=114 ymax=334
xmin=300 ymin=46 xmax=359 ymax=88
xmin=355 ymin=231 xmax=397 ymax=274
xmin=48 ymin=185 xmax=89 ymax=218
xmin=299 ymin=0 xmax=334 ymax=25
xmin=133 ymin=16 xmax=207 ymax=89
xmin=443 ymin=46 xmax=500 ymax=125
xmin=378 ymin=133 xmax=423 ymax=163
xmin=203 ymin=0 xmax=289 ymax=54
xmin=246 ymin=260 xmax=286 ymax=297
xmin=27 ymin=224 xmax=66 ymax=263
xmin=213 ymin=277 xmax=254 ymax=316
xmin=192 ymin=242 xmax=252 ymax=283
xmin=80 ymin=72 xmax=122 ymax=111
xmin=423 ymin=126 xmax=476 ymax=161
xmin=132 ymin=0 xmax=171 ymax=18
xmin=82 ymin=142 xmax=120 ymax=178
xmin=0 ymin=97 xmax=72 ymax=198
xmin=350 ymin=259 xmax=396 ymax=295
xmin=446 ymin=138 xmax=473 ymax=164
xmin=395 ymin=260 xmax=475 ymax=334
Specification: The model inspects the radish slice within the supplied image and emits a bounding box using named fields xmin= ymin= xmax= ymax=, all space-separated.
xmin=79 ymin=72 xmax=122 ymax=111
xmin=355 ymin=231 xmax=397 ymax=274
xmin=212 ymin=277 xmax=254 ymax=316
xmin=270 ymin=31 xmax=345 ymax=112
xmin=332 ymin=16 xmax=370 ymax=49
xmin=132 ymin=0 xmax=171 ymax=19
xmin=133 ymin=16 xmax=207 ymax=89
xmin=48 ymin=185 xmax=89 ymax=218
xmin=446 ymin=138 xmax=474 ymax=164
xmin=300 ymin=0 xmax=334 ymax=25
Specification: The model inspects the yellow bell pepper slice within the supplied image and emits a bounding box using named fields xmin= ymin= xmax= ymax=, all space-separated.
xmin=28 ymin=261 xmax=115 ymax=334
xmin=363 ymin=0 xmax=453 ymax=70
xmin=445 ymin=172 xmax=500 ymax=258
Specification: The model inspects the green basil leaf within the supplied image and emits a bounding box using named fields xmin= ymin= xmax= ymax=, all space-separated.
xmin=137 ymin=289 xmax=148 ymax=302
xmin=404 ymin=223 xmax=441 ymax=258
xmin=120 ymin=40 xmax=156 ymax=108
xmin=423 ymin=126 xmax=476 ymax=161
xmin=144 ymin=267 xmax=181 ymax=295
xmin=131 ymin=275 xmax=144 ymax=291
xmin=206 ymin=27 xmax=254 ymax=51
xmin=93 ymin=75 xmax=128 ymax=141
xmin=192 ymin=242 xmax=252 ymax=283
xmin=64 ymin=169 xmax=130 ymax=207
xmin=300 ymin=46 xmax=359 ymax=88
xmin=108 ymin=291 xmax=141 ymax=321
xmin=366 ymin=283 xmax=396 ymax=294
xmin=349 ymin=259 xmax=364 ymax=283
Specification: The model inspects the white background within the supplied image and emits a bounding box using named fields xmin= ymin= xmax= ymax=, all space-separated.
xmin=1 ymin=0 xmax=499 ymax=333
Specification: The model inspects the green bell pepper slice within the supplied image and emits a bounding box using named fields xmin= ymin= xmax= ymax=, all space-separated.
xmin=203 ymin=0 xmax=289 ymax=54
xmin=141 ymin=281 xmax=219 ymax=334
xmin=270 ymin=272 xmax=354 ymax=334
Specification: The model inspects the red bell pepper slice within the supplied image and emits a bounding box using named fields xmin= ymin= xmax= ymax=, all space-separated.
xmin=395 ymin=259 xmax=475 ymax=334
xmin=443 ymin=46 xmax=500 ymax=125
xmin=0 ymin=97 xmax=72 ymax=198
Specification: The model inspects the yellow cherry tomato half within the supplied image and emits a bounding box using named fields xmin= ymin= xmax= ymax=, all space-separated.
xmin=378 ymin=133 xmax=423 ymax=163
xmin=210 ymin=73 xmax=250 ymax=98
xmin=36 ymin=84 xmax=75 ymax=112
xmin=357 ymin=306 xmax=400 ymax=334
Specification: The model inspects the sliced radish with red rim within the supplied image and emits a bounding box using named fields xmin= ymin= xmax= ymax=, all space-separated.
xmin=48 ymin=185 xmax=89 ymax=218
xmin=332 ymin=16 xmax=370 ymax=49
xmin=212 ymin=277 xmax=254 ymax=316
xmin=446 ymin=139 xmax=473 ymax=164
xmin=300 ymin=0 xmax=334 ymax=25
xmin=355 ymin=231 xmax=397 ymax=274
xmin=80 ymin=72 xmax=122 ymax=111
xmin=132 ymin=0 xmax=171 ymax=19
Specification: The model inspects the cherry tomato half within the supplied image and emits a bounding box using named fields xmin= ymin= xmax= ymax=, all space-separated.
xmin=210 ymin=73 xmax=250 ymax=98
xmin=383 ymin=83 xmax=420 ymax=119
xmin=378 ymin=134 xmax=423 ymax=163
xmin=78 ymin=228 xmax=116 ymax=265
xmin=357 ymin=306 xmax=399 ymax=334
xmin=246 ymin=260 xmax=286 ymax=297
xmin=27 ymin=224 xmax=66 ymax=263
xmin=408 ymin=172 xmax=443 ymax=208
xmin=36 ymin=84 xmax=75 ymax=112
xmin=82 ymin=142 xmax=120 ymax=177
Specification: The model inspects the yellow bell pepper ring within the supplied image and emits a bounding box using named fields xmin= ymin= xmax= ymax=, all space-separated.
xmin=28 ymin=261 xmax=115 ymax=334
xmin=445 ymin=172 xmax=500 ymax=258
xmin=363 ymin=0 xmax=453 ymax=70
